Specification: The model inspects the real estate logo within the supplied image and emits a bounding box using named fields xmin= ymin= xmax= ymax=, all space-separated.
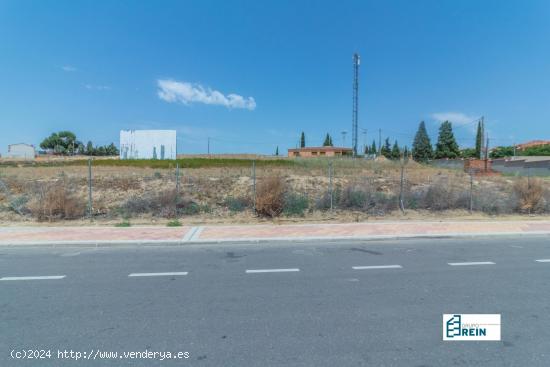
xmin=443 ymin=314 xmax=501 ymax=341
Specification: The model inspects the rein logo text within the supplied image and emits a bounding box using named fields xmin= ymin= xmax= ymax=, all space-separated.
xmin=443 ymin=314 xmax=501 ymax=341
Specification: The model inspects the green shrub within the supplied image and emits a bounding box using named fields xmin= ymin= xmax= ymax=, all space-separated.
xmin=166 ymin=219 xmax=182 ymax=227
xmin=339 ymin=185 xmax=369 ymax=209
xmin=115 ymin=220 xmax=131 ymax=227
xmin=121 ymin=189 xmax=200 ymax=218
xmin=224 ymin=196 xmax=249 ymax=212
xmin=283 ymin=192 xmax=309 ymax=216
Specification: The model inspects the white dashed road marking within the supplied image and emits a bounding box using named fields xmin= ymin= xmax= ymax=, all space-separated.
xmin=246 ymin=268 xmax=300 ymax=274
xmin=535 ymin=259 xmax=550 ymax=263
xmin=128 ymin=272 xmax=188 ymax=277
xmin=448 ymin=262 xmax=495 ymax=266
xmin=352 ymin=265 xmax=402 ymax=270
xmin=0 ymin=275 xmax=66 ymax=281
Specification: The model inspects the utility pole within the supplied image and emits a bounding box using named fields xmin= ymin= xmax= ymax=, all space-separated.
xmin=207 ymin=137 xmax=210 ymax=157
xmin=352 ymin=53 xmax=360 ymax=157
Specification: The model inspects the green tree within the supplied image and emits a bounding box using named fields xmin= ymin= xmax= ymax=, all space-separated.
xmin=434 ymin=121 xmax=460 ymax=159
xmin=40 ymin=131 xmax=79 ymax=154
xmin=412 ymin=121 xmax=433 ymax=162
xmin=322 ymin=133 xmax=333 ymax=147
xmin=275 ymin=146 xmax=279 ymax=156
xmin=521 ymin=144 xmax=550 ymax=156
xmin=370 ymin=140 xmax=377 ymax=155
xmin=391 ymin=140 xmax=400 ymax=160
xmin=105 ymin=143 xmax=119 ymax=156
xmin=475 ymin=120 xmax=483 ymax=159
xmin=460 ymin=148 xmax=477 ymax=158
xmin=490 ymin=146 xmax=514 ymax=159
xmin=381 ymin=138 xmax=392 ymax=158
xmin=86 ymin=141 xmax=94 ymax=155
xmin=300 ymin=132 xmax=306 ymax=148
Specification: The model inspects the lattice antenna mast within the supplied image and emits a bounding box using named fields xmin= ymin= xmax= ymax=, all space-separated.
xmin=352 ymin=53 xmax=360 ymax=157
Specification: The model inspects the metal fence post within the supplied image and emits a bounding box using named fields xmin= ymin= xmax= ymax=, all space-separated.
xmin=328 ymin=161 xmax=333 ymax=211
xmin=175 ymin=162 xmax=180 ymax=194
xmin=252 ymin=160 xmax=256 ymax=212
xmin=175 ymin=162 xmax=180 ymax=215
xmin=469 ymin=170 xmax=474 ymax=213
xmin=87 ymin=158 xmax=93 ymax=220
xmin=399 ymin=161 xmax=405 ymax=213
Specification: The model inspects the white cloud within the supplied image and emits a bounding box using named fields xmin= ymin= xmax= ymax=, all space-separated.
xmin=431 ymin=112 xmax=477 ymax=125
xmin=62 ymin=65 xmax=77 ymax=72
xmin=84 ymin=84 xmax=111 ymax=91
xmin=157 ymin=79 xmax=256 ymax=110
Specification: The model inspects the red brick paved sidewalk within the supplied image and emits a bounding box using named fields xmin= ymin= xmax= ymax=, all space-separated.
xmin=1 ymin=221 xmax=550 ymax=245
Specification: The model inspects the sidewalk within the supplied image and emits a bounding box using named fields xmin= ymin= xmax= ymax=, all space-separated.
xmin=1 ymin=220 xmax=550 ymax=246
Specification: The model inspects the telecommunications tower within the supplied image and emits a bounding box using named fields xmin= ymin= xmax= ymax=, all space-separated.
xmin=352 ymin=53 xmax=360 ymax=157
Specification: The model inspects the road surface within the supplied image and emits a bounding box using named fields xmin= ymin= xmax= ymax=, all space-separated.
xmin=1 ymin=236 xmax=550 ymax=366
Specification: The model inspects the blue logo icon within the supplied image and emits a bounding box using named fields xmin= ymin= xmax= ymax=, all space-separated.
xmin=446 ymin=315 xmax=461 ymax=338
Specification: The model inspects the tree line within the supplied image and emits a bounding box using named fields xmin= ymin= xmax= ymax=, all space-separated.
xmin=295 ymin=121 xmax=460 ymax=162
xmin=40 ymin=131 xmax=119 ymax=156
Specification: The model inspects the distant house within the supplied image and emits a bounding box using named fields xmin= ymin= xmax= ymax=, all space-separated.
xmin=120 ymin=130 xmax=177 ymax=160
xmin=516 ymin=140 xmax=550 ymax=151
xmin=288 ymin=146 xmax=353 ymax=158
xmin=6 ymin=143 xmax=35 ymax=160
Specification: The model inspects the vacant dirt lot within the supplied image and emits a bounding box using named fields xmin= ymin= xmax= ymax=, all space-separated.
xmin=1 ymin=158 xmax=549 ymax=225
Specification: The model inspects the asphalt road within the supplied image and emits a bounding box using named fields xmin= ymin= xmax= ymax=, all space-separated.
xmin=1 ymin=235 xmax=550 ymax=367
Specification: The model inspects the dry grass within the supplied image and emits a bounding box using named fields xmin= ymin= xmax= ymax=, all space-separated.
xmin=513 ymin=178 xmax=546 ymax=213
xmin=1 ymin=159 xmax=550 ymax=223
xmin=27 ymin=178 xmax=86 ymax=221
xmin=255 ymin=176 xmax=286 ymax=217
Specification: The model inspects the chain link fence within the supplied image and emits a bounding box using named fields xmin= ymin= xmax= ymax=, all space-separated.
xmin=1 ymin=158 xmax=550 ymax=223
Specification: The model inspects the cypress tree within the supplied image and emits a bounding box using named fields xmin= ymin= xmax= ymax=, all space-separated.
xmin=300 ymin=132 xmax=306 ymax=148
xmin=412 ymin=121 xmax=433 ymax=162
xmin=323 ymin=133 xmax=333 ymax=147
xmin=371 ymin=140 xmax=377 ymax=155
xmin=275 ymin=146 xmax=279 ymax=156
xmin=434 ymin=121 xmax=460 ymax=159
xmin=391 ymin=140 xmax=400 ymax=160
xmin=475 ymin=120 xmax=483 ymax=159
xmin=381 ymin=138 xmax=392 ymax=158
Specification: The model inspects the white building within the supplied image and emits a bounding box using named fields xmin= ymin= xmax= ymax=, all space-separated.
xmin=120 ymin=130 xmax=177 ymax=160
xmin=6 ymin=143 xmax=35 ymax=160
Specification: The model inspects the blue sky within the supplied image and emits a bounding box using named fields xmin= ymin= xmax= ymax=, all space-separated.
xmin=1 ymin=0 xmax=550 ymax=155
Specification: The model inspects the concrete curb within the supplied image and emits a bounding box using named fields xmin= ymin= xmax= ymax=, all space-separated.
xmin=1 ymin=231 xmax=550 ymax=248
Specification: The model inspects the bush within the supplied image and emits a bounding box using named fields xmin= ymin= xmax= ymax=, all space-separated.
xmin=513 ymin=178 xmax=546 ymax=213
xmin=224 ymin=196 xmax=250 ymax=212
xmin=472 ymin=189 xmax=513 ymax=215
xmin=255 ymin=176 xmax=286 ymax=217
xmin=8 ymin=195 xmax=29 ymax=215
xmin=27 ymin=180 xmax=86 ymax=221
xmin=422 ymin=182 xmax=456 ymax=210
xmin=121 ymin=189 xmax=200 ymax=218
xmin=115 ymin=220 xmax=131 ymax=227
xmin=339 ymin=185 xmax=369 ymax=209
xmin=283 ymin=192 xmax=309 ymax=216
xmin=166 ymin=219 xmax=182 ymax=227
